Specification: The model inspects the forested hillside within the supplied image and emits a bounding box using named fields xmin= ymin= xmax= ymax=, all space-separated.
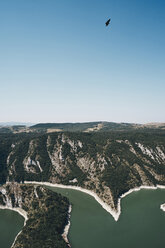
xmin=1 ymin=125 xmax=165 ymax=210
xmin=0 ymin=183 xmax=70 ymax=248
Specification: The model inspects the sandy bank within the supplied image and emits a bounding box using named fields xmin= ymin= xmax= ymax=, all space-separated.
xmin=62 ymin=204 xmax=72 ymax=247
xmin=160 ymin=203 xmax=165 ymax=212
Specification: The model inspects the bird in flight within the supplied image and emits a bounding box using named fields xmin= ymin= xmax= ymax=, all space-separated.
xmin=105 ymin=18 xmax=111 ymax=27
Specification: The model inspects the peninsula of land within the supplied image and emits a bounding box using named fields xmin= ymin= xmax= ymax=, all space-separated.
xmin=0 ymin=183 xmax=70 ymax=248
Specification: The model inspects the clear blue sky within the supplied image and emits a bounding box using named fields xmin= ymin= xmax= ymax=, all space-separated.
xmin=0 ymin=0 xmax=164 ymax=123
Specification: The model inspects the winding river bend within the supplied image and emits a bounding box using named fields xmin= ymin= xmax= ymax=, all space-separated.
xmin=0 ymin=188 xmax=165 ymax=248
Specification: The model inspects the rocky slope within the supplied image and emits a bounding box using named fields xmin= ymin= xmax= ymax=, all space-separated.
xmin=0 ymin=183 xmax=70 ymax=248
xmin=1 ymin=130 xmax=165 ymax=210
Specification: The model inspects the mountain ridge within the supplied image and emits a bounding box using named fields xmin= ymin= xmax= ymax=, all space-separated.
xmin=1 ymin=121 xmax=165 ymax=134
xmin=0 ymin=128 xmax=165 ymax=212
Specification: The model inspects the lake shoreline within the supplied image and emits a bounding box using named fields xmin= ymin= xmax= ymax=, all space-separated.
xmin=0 ymin=206 xmax=28 ymax=248
xmin=62 ymin=204 xmax=72 ymax=247
xmin=117 ymin=185 xmax=165 ymax=220
xmin=160 ymin=203 xmax=165 ymax=212
xmin=24 ymin=181 xmax=119 ymax=221
xmin=1 ymin=182 xmax=165 ymax=248
xmin=24 ymin=181 xmax=165 ymax=221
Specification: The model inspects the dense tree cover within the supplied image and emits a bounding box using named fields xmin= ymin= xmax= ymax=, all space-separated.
xmin=3 ymin=184 xmax=71 ymax=248
xmin=0 ymin=134 xmax=14 ymax=184
xmin=0 ymin=129 xmax=165 ymax=209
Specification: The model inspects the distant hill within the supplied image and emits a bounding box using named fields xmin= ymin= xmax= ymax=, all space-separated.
xmin=31 ymin=122 xmax=103 ymax=132
xmin=30 ymin=121 xmax=165 ymax=133
xmin=1 ymin=121 xmax=165 ymax=135
xmin=1 ymin=121 xmax=165 ymax=134
xmin=0 ymin=122 xmax=35 ymax=127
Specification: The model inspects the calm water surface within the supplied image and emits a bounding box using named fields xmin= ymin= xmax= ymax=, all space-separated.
xmin=49 ymin=187 xmax=165 ymax=248
xmin=0 ymin=209 xmax=24 ymax=248
xmin=0 ymin=188 xmax=165 ymax=248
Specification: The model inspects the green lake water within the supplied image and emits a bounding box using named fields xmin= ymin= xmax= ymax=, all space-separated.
xmin=49 ymin=187 xmax=165 ymax=248
xmin=0 ymin=209 xmax=24 ymax=248
xmin=0 ymin=188 xmax=165 ymax=248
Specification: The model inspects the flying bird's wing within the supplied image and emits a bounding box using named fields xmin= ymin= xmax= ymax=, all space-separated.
xmin=105 ymin=18 xmax=111 ymax=26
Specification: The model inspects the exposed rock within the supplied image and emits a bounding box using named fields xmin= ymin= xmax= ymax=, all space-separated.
xmin=3 ymin=131 xmax=165 ymax=210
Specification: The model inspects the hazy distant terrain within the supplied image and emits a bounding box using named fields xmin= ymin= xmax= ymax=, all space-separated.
xmin=1 ymin=121 xmax=165 ymax=134
xmin=0 ymin=122 xmax=35 ymax=127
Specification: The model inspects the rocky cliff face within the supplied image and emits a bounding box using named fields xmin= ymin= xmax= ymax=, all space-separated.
xmin=4 ymin=131 xmax=165 ymax=209
xmin=0 ymin=183 xmax=70 ymax=248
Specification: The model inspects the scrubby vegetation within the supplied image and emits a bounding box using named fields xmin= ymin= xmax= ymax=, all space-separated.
xmin=0 ymin=124 xmax=165 ymax=210
xmin=0 ymin=183 xmax=70 ymax=248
